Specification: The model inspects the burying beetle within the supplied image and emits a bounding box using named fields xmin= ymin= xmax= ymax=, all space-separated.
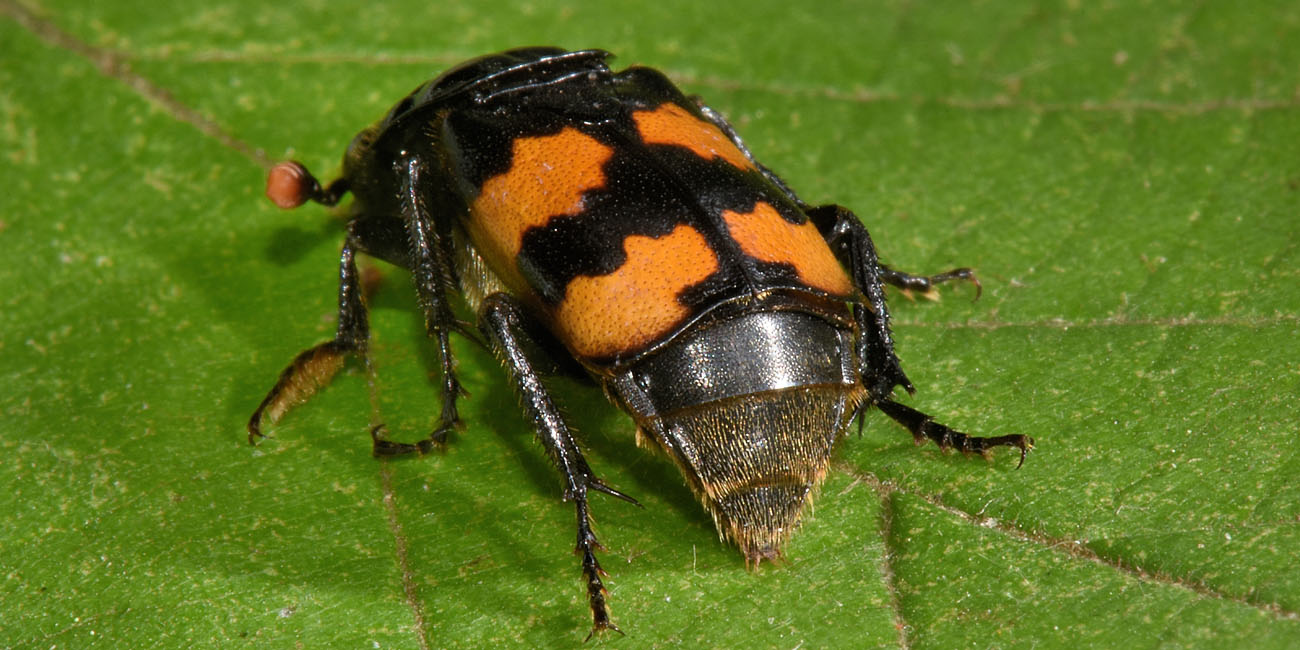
xmin=249 ymin=47 xmax=1033 ymax=636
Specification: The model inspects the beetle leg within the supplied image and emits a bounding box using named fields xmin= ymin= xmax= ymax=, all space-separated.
xmin=380 ymin=157 xmax=473 ymax=454
xmin=807 ymin=204 xmax=913 ymax=402
xmin=878 ymin=399 xmax=1034 ymax=468
xmin=879 ymin=265 xmax=982 ymax=299
xmin=248 ymin=236 xmax=370 ymax=443
xmin=479 ymin=292 xmax=635 ymax=638
xmin=806 ymin=204 xmax=1032 ymax=465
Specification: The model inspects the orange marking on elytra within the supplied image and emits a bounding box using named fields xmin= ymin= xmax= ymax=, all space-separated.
xmin=722 ymin=202 xmax=853 ymax=296
xmin=556 ymin=224 xmax=719 ymax=359
xmin=633 ymin=103 xmax=755 ymax=170
xmin=471 ymin=127 xmax=614 ymax=261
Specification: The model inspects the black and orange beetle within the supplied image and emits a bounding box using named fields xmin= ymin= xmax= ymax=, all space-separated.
xmin=249 ymin=47 xmax=1032 ymax=636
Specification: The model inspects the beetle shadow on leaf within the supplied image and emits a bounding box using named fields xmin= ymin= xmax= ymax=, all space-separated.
xmin=381 ymin=459 xmax=582 ymax=637
xmin=262 ymin=217 xmax=342 ymax=267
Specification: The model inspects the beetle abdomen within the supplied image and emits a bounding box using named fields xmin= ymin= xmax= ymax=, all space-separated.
xmin=659 ymin=385 xmax=860 ymax=562
xmin=623 ymin=308 xmax=863 ymax=561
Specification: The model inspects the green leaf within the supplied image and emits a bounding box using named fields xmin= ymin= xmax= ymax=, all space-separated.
xmin=3 ymin=1 xmax=1298 ymax=648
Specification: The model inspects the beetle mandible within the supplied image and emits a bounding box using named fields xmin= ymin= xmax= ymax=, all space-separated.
xmin=248 ymin=47 xmax=1033 ymax=636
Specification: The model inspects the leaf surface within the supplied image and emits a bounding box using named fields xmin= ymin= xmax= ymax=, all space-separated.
xmin=3 ymin=1 xmax=1298 ymax=648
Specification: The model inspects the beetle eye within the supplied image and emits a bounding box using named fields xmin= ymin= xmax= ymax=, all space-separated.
xmin=345 ymin=127 xmax=377 ymax=161
xmin=342 ymin=126 xmax=380 ymax=177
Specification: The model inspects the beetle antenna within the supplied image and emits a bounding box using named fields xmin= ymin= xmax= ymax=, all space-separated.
xmin=266 ymin=161 xmax=349 ymax=209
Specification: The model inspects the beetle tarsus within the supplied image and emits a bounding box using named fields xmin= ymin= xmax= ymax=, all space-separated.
xmin=879 ymin=265 xmax=982 ymax=300
xmin=434 ymin=354 xmax=464 ymax=430
xmin=576 ymin=496 xmax=622 ymax=641
xmin=877 ymin=399 xmax=1033 ymax=467
xmin=369 ymin=424 xmax=446 ymax=456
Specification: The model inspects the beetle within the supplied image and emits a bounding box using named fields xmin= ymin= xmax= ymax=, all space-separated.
xmin=248 ymin=47 xmax=1032 ymax=636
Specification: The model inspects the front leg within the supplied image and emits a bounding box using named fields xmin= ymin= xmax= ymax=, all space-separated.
xmin=478 ymin=293 xmax=638 ymax=638
xmin=248 ymin=235 xmax=371 ymax=442
xmin=371 ymin=157 xmax=472 ymax=456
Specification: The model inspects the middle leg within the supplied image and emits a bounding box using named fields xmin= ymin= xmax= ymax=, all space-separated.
xmin=478 ymin=292 xmax=638 ymax=638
